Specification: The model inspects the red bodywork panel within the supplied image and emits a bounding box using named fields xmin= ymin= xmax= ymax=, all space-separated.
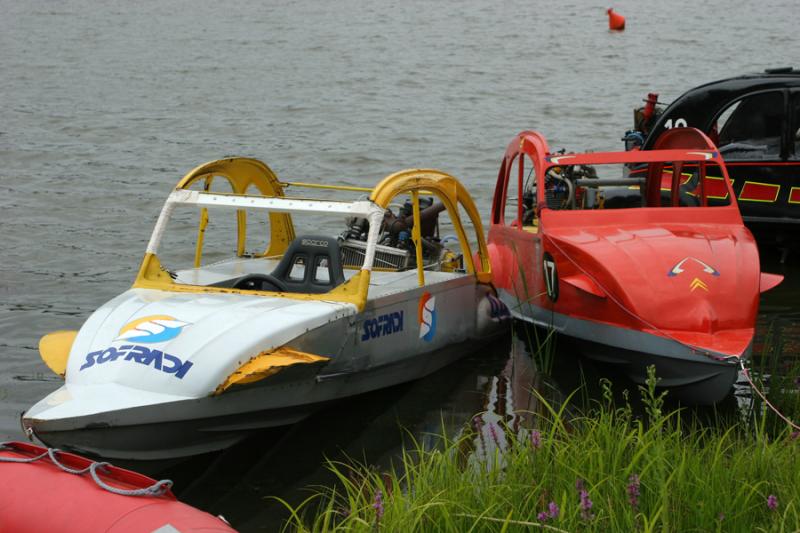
xmin=488 ymin=128 xmax=779 ymax=358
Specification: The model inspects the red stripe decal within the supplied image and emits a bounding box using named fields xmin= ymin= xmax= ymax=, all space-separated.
xmin=703 ymin=176 xmax=729 ymax=199
xmin=739 ymin=181 xmax=780 ymax=203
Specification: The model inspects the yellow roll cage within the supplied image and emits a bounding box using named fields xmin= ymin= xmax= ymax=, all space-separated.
xmin=133 ymin=157 xmax=492 ymax=311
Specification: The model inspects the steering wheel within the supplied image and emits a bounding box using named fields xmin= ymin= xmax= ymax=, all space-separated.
xmin=232 ymin=274 xmax=287 ymax=292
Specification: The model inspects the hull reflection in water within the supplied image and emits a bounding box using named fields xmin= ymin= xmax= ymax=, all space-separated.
xmin=162 ymin=334 xmax=554 ymax=531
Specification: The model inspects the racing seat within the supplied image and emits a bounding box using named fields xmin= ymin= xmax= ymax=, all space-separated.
xmin=270 ymin=235 xmax=346 ymax=293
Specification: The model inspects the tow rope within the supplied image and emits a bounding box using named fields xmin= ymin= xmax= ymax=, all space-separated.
xmin=0 ymin=442 xmax=173 ymax=497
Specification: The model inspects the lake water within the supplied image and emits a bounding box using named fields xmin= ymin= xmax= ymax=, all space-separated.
xmin=2 ymin=0 xmax=799 ymax=529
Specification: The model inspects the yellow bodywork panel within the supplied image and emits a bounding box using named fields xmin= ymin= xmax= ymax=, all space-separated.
xmin=39 ymin=330 xmax=78 ymax=378
xmin=214 ymin=347 xmax=329 ymax=395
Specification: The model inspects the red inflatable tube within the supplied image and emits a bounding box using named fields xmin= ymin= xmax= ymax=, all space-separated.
xmin=0 ymin=441 xmax=237 ymax=532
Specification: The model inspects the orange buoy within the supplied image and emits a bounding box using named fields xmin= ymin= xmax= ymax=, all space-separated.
xmin=607 ymin=8 xmax=625 ymax=31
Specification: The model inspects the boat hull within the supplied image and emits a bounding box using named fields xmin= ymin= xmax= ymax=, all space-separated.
xmin=27 ymin=339 xmax=480 ymax=460
xmin=504 ymin=294 xmax=743 ymax=405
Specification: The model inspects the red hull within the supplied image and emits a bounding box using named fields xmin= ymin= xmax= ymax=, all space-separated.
xmin=487 ymin=128 xmax=781 ymax=403
xmin=0 ymin=441 xmax=236 ymax=532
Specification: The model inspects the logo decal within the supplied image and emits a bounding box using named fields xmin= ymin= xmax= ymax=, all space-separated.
xmin=361 ymin=311 xmax=404 ymax=341
xmin=418 ymin=292 xmax=437 ymax=342
xmin=667 ymin=257 xmax=720 ymax=278
xmin=79 ymin=344 xmax=193 ymax=379
xmin=667 ymin=257 xmax=719 ymax=292
xmin=543 ymin=252 xmax=558 ymax=301
xmin=487 ymin=293 xmax=511 ymax=322
xmin=116 ymin=315 xmax=190 ymax=344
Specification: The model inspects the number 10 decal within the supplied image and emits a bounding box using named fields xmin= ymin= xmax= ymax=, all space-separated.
xmin=664 ymin=118 xmax=687 ymax=129
xmin=543 ymin=252 xmax=558 ymax=301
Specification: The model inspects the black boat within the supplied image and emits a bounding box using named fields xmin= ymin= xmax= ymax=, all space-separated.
xmin=624 ymin=68 xmax=800 ymax=254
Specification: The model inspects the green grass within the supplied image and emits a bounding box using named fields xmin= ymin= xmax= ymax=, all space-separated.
xmin=276 ymin=366 xmax=800 ymax=532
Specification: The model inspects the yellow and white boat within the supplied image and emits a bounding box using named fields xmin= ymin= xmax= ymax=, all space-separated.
xmin=23 ymin=158 xmax=507 ymax=459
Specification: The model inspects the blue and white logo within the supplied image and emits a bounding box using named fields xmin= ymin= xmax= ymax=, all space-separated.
xmin=116 ymin=315 xmax=191 ymax=344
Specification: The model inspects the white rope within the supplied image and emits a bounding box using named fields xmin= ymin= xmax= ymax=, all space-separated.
xmin=0 ymin=442 xmax=173 ymax=497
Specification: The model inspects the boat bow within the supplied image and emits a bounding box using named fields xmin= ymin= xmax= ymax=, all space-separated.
xmin=546 ymin=221 xmax=759 ymax=358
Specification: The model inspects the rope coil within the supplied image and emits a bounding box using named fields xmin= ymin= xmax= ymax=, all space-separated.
xmin=0 ymin=442 xmax=173 ymax=497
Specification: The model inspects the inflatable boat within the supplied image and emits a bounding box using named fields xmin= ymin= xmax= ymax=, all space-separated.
xmin=0 ymin=441 xmax=236 ymax=532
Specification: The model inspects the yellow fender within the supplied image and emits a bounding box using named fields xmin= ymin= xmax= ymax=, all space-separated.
xmin=214 ymin=347 xmax=329 ymax=395
xmin=38 ymin=330 xmax=78 ymax=378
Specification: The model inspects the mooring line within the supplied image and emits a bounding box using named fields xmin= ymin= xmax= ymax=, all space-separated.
xmin=739 ymin=361 xmax=800 ymax=432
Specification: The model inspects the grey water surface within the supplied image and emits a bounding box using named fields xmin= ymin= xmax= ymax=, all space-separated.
xmin=2 ymin=0 xmax=799 ymax=529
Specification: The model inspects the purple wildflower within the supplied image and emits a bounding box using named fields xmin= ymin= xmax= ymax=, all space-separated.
xmin=537 ymin=501 xmax=559 ymax=523
xmin=579 ymin=489 xmax=595 ymax=521
xmin=717 ymin=512 xmax=725 ymax=521
xmin=530 ymin=429 xmax=542 ymax=450
xmin=575 ymin=478 xmax=585 ymax=491
xmin=488 ymin=422 xmax=500 ymax=448
xmin=791 ymin=431 xmax=800 ymax=441
xmin=627 ymin=474 xmax=641 ymax=509
xmin=473 ymin=416 xmax=487 ymax=457
xmin=372 ymin=489 xmax=384 ymax=521
xmin=767 ymin=494 xmax=778 ymax=511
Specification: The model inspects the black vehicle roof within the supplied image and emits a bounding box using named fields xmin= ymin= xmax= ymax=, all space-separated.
xmin=681 ymin=68 xmax=800 ymax=93
xmin=642 ymin=68 xmax=800 ymax=148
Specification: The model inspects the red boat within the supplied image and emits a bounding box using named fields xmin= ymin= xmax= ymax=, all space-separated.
xmin=0 ymin=441 xmax=237 ymax=532
xmin=487 ymin=127 xmax=782 ymax=404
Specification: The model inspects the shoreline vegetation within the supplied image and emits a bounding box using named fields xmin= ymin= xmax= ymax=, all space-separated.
xmin=278 ymin=330 xmax=800 ymax=532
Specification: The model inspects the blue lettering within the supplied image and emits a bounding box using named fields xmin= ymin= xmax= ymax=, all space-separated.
xmin=125 ymin=345 xmax=150 ymax=364
xmin=162 ymin=353 xmax=182 ymax=373
xmin=96 ymin=348 xmax=117 ymax=364
xmin=142 ymin=349 xmax=163 ymax=370
xmin=112 ymin=345 xmax=133 ymax=361
xmin=361 ymin=310 xmax=405 ymax=342
xmin=80 ymin=350 xmax=102 ymax=370
xmin=79 ymin=344 xmax=193 ymax=379
xmin=162 ymin=354 xmax=193 ymax=379
xmin=174 ymin=361 xmax=193 ymax=379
